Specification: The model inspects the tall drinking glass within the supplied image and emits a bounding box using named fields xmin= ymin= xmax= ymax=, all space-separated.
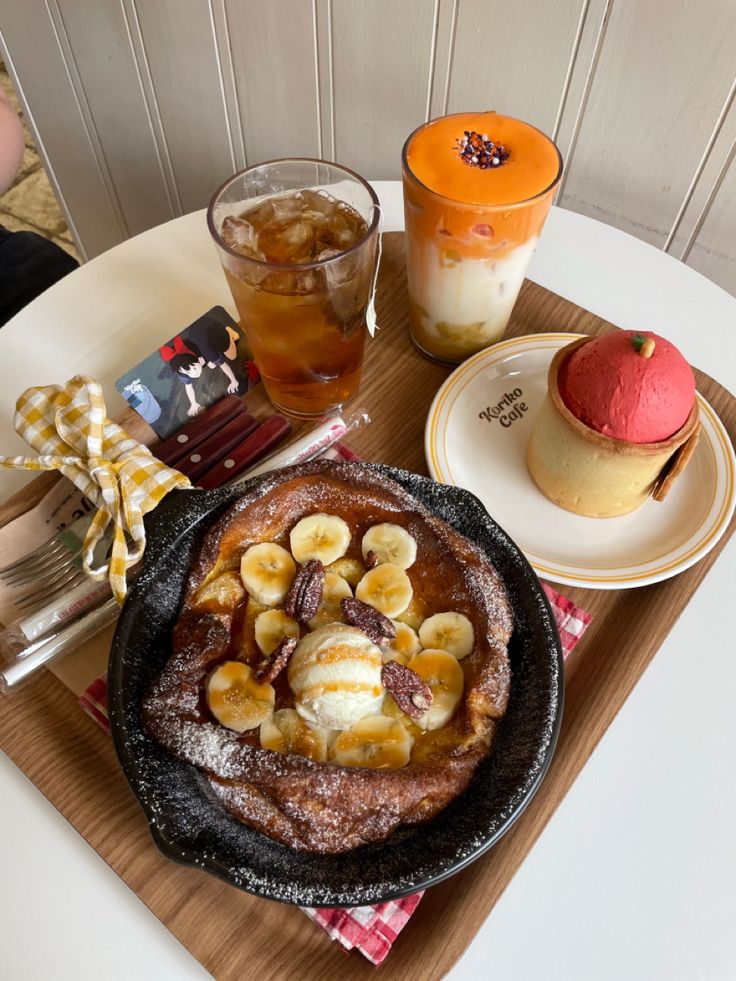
xmin=402 ymin=112 xmax=562 ymax=364
xmin=208 ymin=159 xmax=380 ymax=417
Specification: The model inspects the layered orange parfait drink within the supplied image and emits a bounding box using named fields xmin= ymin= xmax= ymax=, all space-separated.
xmin=402 ymin=112 xmax=562 ymax=363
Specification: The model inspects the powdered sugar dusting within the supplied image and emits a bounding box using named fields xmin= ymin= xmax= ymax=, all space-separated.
xmin=108 ymin=460 xmax=563 ymax=907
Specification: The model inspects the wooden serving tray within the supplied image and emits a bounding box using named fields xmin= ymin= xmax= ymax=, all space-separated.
xmin=1 ymin=233 xmax=734 ymax=979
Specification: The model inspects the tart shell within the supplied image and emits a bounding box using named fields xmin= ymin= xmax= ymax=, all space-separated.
xmin=527 ymin=337 xmax=701 ymax=518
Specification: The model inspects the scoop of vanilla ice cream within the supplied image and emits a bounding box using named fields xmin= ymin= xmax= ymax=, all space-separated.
xmin=288 ymin=623 xmax=384 ymax=730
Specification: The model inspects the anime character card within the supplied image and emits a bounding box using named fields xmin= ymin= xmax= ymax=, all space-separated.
xmin=115 ymin=306 xmax=258 ymax=438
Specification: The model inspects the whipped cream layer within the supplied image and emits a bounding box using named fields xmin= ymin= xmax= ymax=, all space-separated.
xmin=407 ymin=237 xmax=537 ymax=361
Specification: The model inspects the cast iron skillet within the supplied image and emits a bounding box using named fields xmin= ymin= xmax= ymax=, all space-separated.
xmin=108 ymin=462 xmax=563 ymax=907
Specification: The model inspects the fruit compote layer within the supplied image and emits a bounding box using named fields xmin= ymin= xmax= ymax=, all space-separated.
xmin=403 ymin=111 xmax=561 ymax=363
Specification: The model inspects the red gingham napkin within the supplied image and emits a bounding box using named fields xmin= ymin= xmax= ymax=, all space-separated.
xmin=78 ymin=581 xmax=589 ymax=965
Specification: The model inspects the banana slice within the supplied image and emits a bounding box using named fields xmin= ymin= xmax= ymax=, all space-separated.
xmin=355 ymin=563 xmax=413 ymax=619
xmin=232 ymin=596 xmax=269 ymax=664
xmin=407 ymin=650 xmax=464 ymax=731
xmin=395 ymin=595 xmax=427 ymax=631
xmin=361 ymin=523 xmax=417 ymax=570
xmin=381 ymin=693 xmax=422 ymax=736
xmin=290 ymin=513 xmax=351 ymax=565
xmin=254 ymin=609 xmax=301 ymax=656
xmin=325 ymin=557 xmax=365 ymax=588
xmin=192 ymin=571 xmax=246 ymax=613
xmin=240 ymin=543 xmax=296 ymax=606
xmin=381 ymin=621 xmax=422 ymax=665
xmin=308 ymin=573 xmax=353 ymax=630
xmin=206 ymin=661 xmax=275 ymax=732
xmin=418 ymin=612 xmax=475 ymax=660
xmin=329 ymin=715 xmax=414 ymax=769
xmin=260 ymin=708 xmax=329 ymax=761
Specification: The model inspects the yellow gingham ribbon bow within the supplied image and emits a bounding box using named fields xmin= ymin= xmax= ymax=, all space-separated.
xmin=0 ymin=376 xmax=191 ymax=603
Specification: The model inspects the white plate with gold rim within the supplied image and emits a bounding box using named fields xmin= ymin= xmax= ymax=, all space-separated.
xmin=425 ymin=332 xmax=736 ymax=589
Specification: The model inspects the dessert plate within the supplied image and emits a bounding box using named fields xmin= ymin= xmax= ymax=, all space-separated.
xmin=426 ymin=333 xmax=736 ymax=590
xmin=108 ymin=462 xmax=563 ymax=907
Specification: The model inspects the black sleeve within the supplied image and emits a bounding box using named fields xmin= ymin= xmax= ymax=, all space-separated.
xmin=0 ymin=227 xmax=79 ymax=327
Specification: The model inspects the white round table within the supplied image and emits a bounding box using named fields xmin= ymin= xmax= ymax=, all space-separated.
xmin=1 ymin=185 xmax=735 ymax=981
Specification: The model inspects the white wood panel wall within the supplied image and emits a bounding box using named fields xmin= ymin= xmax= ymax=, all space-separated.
xmin=1 ymin=0 xmax=735 ymax=298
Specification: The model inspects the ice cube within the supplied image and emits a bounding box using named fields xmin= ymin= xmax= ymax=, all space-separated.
xmin=262 ymin=267 xmax=317 ymax=295
xmin=317 ymin=248 xmax=341 ymax=261
xmin=242 ymin=199 xmax=277 ymax=226
xmin=300 ymin=189 xmax=337 ymax=216
xmin=258 ymin=217 xmax=316 ymax=264
xmin=338 ymin=203 xmax=368 ymax=236
xmin=270 ymin=195 xmax=306 ymax=221
xmin=282 ymin=219 xmax=314 ymax=248
xmin=220 ymin=216 xmax=261 ymax=257
xmin=228 ymin=191 xmax=366 ymax=265
xmin=323 ymin=213 xmax=355 ymax=248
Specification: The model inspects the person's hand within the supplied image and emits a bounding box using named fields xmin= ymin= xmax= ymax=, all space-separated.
xmin=227 ymin=379 xmax=240 ymax=394
xmin=187 ymin=401 xmax=203 ymax=417
xmin=0 ymin=91 xmax=25 ymax=197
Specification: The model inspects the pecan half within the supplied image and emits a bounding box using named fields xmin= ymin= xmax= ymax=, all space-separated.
xmin=381 ymin=660 xmax=432 ymax=720
xmin=364 ymin=549 xmax=379 ymax=569
xmin=285 ymin=559 xmax=324 ymax=623
xmin=341 ymin=597 xmax=396 ymax=645
xmin=255 ymin=634 xmax=298 ymax=685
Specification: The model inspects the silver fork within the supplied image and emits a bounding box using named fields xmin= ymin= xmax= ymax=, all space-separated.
xmin=0 ymin=538 xmax=78 ymax=584
xmin=0 ymin=513 xmax=95 ymax=613
xmin=0 ymin=542 xmax=86 ymax=612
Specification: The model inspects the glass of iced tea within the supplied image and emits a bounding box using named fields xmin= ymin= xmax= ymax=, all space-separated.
xmin=208 ymin=159 xmax=380 ymax=417
xmin=403 ymin=112 xmax=562 ymax=364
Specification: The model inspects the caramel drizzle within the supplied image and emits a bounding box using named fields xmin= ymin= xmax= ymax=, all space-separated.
xmin=300 ymin=680 xmax=382 ymax=699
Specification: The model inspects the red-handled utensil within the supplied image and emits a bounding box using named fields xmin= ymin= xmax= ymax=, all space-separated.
xmin=176 ymin=412 xmax=258 ymax=481
xmin=153 ymin=395 xmax=247 ymax=466
xmin=197 ymin=415 xmax=292 ymax=489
